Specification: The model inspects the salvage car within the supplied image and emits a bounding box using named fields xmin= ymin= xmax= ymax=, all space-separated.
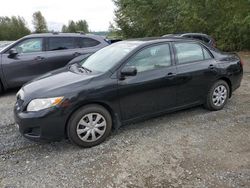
xmin=0 ymin=33 xmax=109 ymax=93
xmin=14 ymin=38 xmax=243 ymax=147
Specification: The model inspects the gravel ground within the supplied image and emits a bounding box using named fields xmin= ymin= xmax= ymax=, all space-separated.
xmin=0 ymin=53 xmax=250 ymax=188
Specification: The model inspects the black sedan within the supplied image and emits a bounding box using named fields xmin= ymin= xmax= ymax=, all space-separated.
xmin=14 ymin=38 xmax=243 ymax=147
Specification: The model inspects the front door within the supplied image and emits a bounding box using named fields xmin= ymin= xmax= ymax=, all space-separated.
xmin=118 ymin=43 xmax=178 ymax=121
xmin=1 ymin=38 xmax=47 ymax=87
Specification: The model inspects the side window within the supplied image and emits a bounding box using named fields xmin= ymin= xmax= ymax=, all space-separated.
xmin=13 ymin=38 xmax=43 ymax=53
xmin=48 ymin=37 xmax=76 ymax=51
xmin=77 ymin=38 xmax=100 ymax=48
xmin=126 ymin=44 xmax=171 ymax=73
xmin=174 ymin=43 xmax=204 ymax=64
xmin=203 ymin=48 xmax=212 ymax=59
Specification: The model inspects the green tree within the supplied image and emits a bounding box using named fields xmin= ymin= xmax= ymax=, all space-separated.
xmin=0 ymin=16 xmax=31 ymax=40
xmin=32 ymin=11 xmax=48 ymax=33
xmin=107 ymin=22 xmax=122 ymax=39
xmin=61 ymin=25 xmax=68 ymax=33
xmin=67 ymin=20 xmax=77 ymax=32
xmin=113 ymin=0 xmax=250 ymax=51
xmin=61 ymin=20 xmax=89 ymax=33
xmin=76 ymin=20 xmax=89 ymax=33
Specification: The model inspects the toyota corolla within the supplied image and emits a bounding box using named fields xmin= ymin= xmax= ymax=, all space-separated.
xmin=14 ymin=38 xmax=243 ymax=147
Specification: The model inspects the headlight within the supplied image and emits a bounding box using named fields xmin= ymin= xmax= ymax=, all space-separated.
xmin=27 ymin=97 xmax=64 ymax=112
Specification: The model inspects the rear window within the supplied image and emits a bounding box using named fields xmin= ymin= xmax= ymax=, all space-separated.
xmin=48 ymin=37 xmax=76 ymax=51
xmin=77 ymin=37 xmax=100 ymax=48
xmin=185 ymin=35 xmax=210 ymax=44
xmin=191 ymin=35 xmax=204 ymax=42
xmin=202 ymin=37 xmax=210 ymax=43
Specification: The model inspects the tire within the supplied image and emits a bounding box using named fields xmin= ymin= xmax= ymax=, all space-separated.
xmin=204 ymin=80 xmax=230 ymax=111
xmin=67 ymin=104 xmax=112 ymax=147
xmin=0 ymin=81 xmax=3 ymax=94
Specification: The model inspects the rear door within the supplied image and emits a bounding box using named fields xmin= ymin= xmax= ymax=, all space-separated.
xmin=74 ymin=37 xmax=105 ymax=55
xmin=44 ymin=37 xmax=79 ymax=70
xmin=1 ymin=37 xmax=47 ymax=87
xmin=173 ymin=42 xmax=219 ymax=106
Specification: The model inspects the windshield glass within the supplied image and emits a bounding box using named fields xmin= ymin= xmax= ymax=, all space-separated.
xmin=0 ymin=41 xmax=14 ymax=53
xmin=80 ymin=41 xmax=143 ymax=72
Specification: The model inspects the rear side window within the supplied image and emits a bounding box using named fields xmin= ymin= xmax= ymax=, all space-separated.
xmin=48 ymin=37 xmax=76 ymax=51
xmin=203 ymin=48 xmax=212 ymax=59
xmin=77 ymin=37 xmax=100 ymax=48
xmin=174 ymin=43 xmax=213 ymax=64
xmin=174 ymin=43 xmax=204 ymax=64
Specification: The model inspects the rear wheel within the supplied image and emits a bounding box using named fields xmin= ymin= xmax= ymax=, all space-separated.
xmin=0 ymin=81 xmax=3 ymax=94
xmin=205 ymin=80 xmax=229 ymax=111
xmin=67 ymin=104 xmax=112 ymax=147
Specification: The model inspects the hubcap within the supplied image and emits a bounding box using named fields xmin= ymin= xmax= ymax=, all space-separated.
xmin=212 ymin=85 xmax=227 ymax=107
xmin=76 ymin=113 xmax=107 ymax=142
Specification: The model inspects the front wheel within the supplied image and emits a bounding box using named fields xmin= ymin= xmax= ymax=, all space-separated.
xmin=67 ymin=105 xmax=112 ymax=147
xmin=205 ymin=80 xmax=230 ymax=111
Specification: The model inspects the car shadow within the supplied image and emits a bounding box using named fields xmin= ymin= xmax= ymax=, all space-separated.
xmin=5 ymin=105 xmax=213 ymax=156
xmin=3 ymin=95 xmax=235 ymax=157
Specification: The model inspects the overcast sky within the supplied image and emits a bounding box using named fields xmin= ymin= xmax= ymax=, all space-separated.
xmin=0 ymin=0 xmax=116 ymax=31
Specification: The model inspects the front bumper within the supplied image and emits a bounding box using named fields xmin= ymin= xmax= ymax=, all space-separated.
xmin=14 ymin=107 xmax=67 ymax=142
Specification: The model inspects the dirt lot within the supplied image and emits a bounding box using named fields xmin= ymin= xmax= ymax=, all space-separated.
xmin=0 ymin=53 xmax=249 ymax=188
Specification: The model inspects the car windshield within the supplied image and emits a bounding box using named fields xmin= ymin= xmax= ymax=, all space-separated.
xmin=80 ymin=41 xmax=143 ymax=72
xmin=0 ymin=41 xmax=14 ymax=53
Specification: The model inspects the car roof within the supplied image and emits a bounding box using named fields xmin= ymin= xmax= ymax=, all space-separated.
xmin=23 ymin=33 xmax=104 ymax=39
xmin=163 ymin=33 xmax=210 ymax=37
xmin=125 ymin=37 xmax=198 ymax=45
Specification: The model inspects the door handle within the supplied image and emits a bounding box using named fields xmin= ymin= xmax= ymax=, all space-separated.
xmin=209 ymin=64 xmax=215 ymax=69
xmin=165 ymin=72 xmax=176 ymax=79
xmin=34 ymin=56 xmax=45 ymax=61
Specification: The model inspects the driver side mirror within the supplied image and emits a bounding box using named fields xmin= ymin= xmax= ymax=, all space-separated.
xmin=120 ymin=66 xmax=137 ymax=79
xmin=8 ymin=49 xmax=18 ymax=58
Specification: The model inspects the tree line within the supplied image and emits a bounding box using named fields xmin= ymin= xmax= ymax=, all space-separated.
xmin=0 ymin=16 xmax=30 ymax=40
xmin=0 ymin=11 xmax=89 ymax=40
xmin=62 ymin=20 xmax=89 ymax=33
xmin=112 ymin=0 xmax=250 ymax=51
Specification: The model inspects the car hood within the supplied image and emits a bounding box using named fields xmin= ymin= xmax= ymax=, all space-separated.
xmin=22 ymin=67 xmax=98 ymax=99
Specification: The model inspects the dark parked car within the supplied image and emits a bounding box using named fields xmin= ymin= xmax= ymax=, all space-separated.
xmin=14 ymin=38 xmax=243 ymax=147
xmin=0 ymin=33 xmax=109 ymax=93
xmin=163 ymin=33 xmax=216 ymax=47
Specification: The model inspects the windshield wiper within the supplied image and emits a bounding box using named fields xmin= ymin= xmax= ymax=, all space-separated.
xmin=79 ymin=66 xmax=92 ymax=73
